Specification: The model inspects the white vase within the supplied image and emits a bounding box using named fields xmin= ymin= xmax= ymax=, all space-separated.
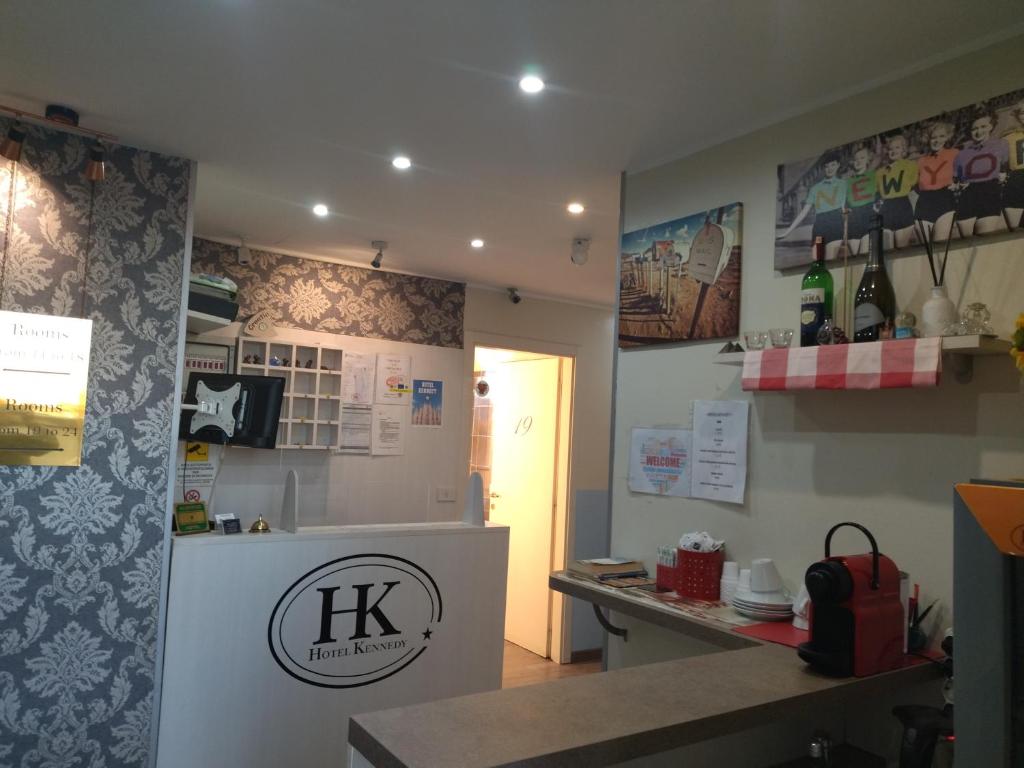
xmin=921 ymin=286 xmax=957 ymax=337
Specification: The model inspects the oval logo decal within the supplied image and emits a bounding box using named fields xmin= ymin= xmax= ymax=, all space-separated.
xmin=268 ymin=554 xmax=442 ymax=689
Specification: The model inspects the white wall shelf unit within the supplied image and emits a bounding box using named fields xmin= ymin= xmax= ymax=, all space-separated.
xmin=186 ymin=309 xmax=232 ymax=335
xmin=236 ymin=337 xmax=344 ymax=449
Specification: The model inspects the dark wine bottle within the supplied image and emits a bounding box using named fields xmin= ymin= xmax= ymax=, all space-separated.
xmin=853 ymin=216 xmax=896 ymax=342
xmin=800 ymin=237 xmax=833 ymax=347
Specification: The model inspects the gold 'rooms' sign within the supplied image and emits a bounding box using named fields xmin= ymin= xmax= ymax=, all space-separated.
xmin=0 ymin=310 xmax=92 ymax=466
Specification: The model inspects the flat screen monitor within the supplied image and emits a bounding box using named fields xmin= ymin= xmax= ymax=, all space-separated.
xmin=178 ymin=373 xmax=284 ymax=449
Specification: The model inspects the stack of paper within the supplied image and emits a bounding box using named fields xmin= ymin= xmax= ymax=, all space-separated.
xmin=568 ymin=558 xmax=648 ymax=581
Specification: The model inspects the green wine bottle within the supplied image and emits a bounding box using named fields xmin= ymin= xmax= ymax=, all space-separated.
xmin=800 ymin=237 xmax=833 ymax=347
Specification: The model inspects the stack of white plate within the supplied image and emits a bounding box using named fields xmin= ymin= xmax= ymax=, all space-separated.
xmin=731 ymin=558 xmax=793 ymax=621
xmin=731 ymin=589 xmax=794 ymax=621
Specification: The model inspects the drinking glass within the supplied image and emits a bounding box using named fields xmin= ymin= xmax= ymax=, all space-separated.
xmin=769 ymin=328 xmax=794 ymax=348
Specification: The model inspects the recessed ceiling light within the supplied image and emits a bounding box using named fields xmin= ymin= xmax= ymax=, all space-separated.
xmin=392 ymin=155 xmax=411 ymax=170
xmin=312 ymin=203 xmax=329 ymax=217
xmin=567 ymin=202 xmax=585 ymax=215
xmin=519 ymin=75 xmax=545 ymax=94
xmin=470 ymin=238 xmax=485 ymax=249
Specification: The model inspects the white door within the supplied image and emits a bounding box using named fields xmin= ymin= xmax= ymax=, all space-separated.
xmin=488 ymin=357 xmax=560 ymax=657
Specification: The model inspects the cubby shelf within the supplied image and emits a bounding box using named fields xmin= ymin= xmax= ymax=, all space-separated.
xmin=236 ymin=337 xmax=344 ymax=450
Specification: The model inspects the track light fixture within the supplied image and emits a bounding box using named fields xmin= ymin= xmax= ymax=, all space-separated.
xmin=371 ymin=240 xmax=387 ymax=269
xmin=0 ymin=103 xmax=117 ymax=178
xmin=0 ymin=103 xmax=117 ymax=143
xmin=1 ymin=123 xmax=25 ymax=162
xmin=85 ymin=142 xmax=105 ymax=182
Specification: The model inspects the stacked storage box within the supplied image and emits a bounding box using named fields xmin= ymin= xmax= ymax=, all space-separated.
xmin=188 ymin=272 xmax=240 ymax=322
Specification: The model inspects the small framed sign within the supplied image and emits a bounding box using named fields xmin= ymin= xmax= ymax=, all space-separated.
xmin=215 ymin=513 xmax=242 ymax=535
xmin=174 ymin=502 xmax=209 ymax=535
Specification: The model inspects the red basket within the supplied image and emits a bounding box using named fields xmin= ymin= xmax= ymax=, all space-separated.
xmin=675 ymin=547 xmax=724 ymax=600
xmin=655 ymin=563 xmax=676 ymax=591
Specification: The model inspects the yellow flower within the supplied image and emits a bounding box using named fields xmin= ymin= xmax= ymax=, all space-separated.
xmin=1018 ymin=313 xmax=1024 ymax=329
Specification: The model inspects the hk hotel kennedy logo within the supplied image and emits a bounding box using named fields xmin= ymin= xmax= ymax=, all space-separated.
xmin=268 ymin=554 xmax=443 ymax=688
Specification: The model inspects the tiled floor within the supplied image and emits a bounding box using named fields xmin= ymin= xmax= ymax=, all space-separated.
xmin=501 ymin=641 xmax=603 ymax=688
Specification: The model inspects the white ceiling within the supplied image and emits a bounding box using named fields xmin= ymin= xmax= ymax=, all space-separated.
xmin=1 ymin=2 xmax=1022 ymax=306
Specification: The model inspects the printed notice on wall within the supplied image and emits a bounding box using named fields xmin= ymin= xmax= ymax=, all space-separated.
xmin=411 ymin=379 xmax=443 ymax=427
xmin=0 ymin=310 xmax=92 ymax=466
xmin=691 ymin=400 xmax=748 ymax=505
xmin=628 ymin=428 xmax=691 ymax=497
xmin=174 ymin=442 xmax=222 ymax=506
xmin=374 ymin=354 xmax=411 ymax=403
xmin=338 ymin=404 xmax=371 ymax=455
xmin=371 ymin=404 xmax=407 ymax=455
xmin=341 ymin=352 xmax=375 ymax=405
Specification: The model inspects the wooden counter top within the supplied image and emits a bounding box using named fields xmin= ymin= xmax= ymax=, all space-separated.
xmin=349 ymin=573 xmax=940 ymax=768
xmin=548 ymin=570 xmax=758 ymax=649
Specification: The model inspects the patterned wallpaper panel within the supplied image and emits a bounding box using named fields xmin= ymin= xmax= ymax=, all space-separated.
xmin=0 ymin=118 xmax=190 ymax=766
xmin=190 ymin=237 xmax=465 ymax=348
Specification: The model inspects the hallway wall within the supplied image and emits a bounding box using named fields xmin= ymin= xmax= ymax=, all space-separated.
xmin=0 ymin=118 xmax=192 ymax=765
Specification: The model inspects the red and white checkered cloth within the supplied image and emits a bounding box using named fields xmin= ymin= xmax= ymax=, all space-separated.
xmin=742 ymin=338 xmax=942 ymax=391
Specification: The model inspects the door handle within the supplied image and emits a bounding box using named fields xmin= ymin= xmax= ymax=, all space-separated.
xmin=489 ymin=492 xmax=501 ymax=499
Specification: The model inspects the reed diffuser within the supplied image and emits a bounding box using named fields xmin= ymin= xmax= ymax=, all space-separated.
xmin=915 ymin=206 xmax=959 ymax=337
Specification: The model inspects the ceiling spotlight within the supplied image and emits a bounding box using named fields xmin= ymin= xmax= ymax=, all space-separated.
xmin=507 ymin=287 xmax=521 ymax=304
xmin=567 ymin=202 xmax=585 ymax=215
xmin=312 ymin=203 xmax=329 ymax=217
xmin=371 ymin=240 xmax=387 ymax=269
xmin=470 ymin=238 xmax=485 ymax=249
xmin=0 ymin=123 xmax=25 ymax=162
xmin=392 ymin=155 xmax=411 ymax=170
xmin=85 ymin=142 xmax=105 ymax=182
xmin=518 ymin=75 xmax=545 ymax=94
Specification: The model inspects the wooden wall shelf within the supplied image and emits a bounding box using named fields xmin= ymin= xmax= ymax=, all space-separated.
xmin=714 ymin=335 xmax=1010 ymax=366
xmin=714 ymin=335 xmax=1010 ymax=385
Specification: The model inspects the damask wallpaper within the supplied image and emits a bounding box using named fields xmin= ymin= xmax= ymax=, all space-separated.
xmin=0 ymin=118 xmax=191 ymax=766
xmin=190 ymin=238 xmax=465 ymax=348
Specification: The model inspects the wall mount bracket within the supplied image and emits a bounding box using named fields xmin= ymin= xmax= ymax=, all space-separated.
xmin=592 ymin=603 xmax=628 ymax=641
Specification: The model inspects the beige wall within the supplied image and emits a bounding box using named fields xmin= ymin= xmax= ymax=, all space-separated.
xmin=464 ymin=286 xmax=615 ymax=493
xmin=612 ymin=35 xmax=1024 ymax=678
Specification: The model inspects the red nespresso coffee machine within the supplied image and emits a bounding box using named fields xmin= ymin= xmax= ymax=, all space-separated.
xmin=797 ymin=522 xmax=904 ymax=677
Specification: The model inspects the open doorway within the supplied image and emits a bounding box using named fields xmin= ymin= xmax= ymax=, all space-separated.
xmin=470 ymin=345 xmax=574 ymax=664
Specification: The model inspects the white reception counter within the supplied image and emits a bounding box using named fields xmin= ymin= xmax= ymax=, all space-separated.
xmin=154 ymin=521 xmax=509 ymax=768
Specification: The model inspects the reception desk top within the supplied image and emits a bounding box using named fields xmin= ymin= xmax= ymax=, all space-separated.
xmin=171 ymin=520 xmax=503 ymax=547
xmin=349 ymin=571 xmax=940 ymax=768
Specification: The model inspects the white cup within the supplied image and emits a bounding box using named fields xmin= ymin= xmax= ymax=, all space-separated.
xmin=722 ymin=561 xmax=739 ymax=580
xmin=720 ymin=578 xmax=737 ymax=604
xmin=750 ymin=558 xmax=783 ymax=593
xmin=738 ymin=568 xmax=751 ymax=591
